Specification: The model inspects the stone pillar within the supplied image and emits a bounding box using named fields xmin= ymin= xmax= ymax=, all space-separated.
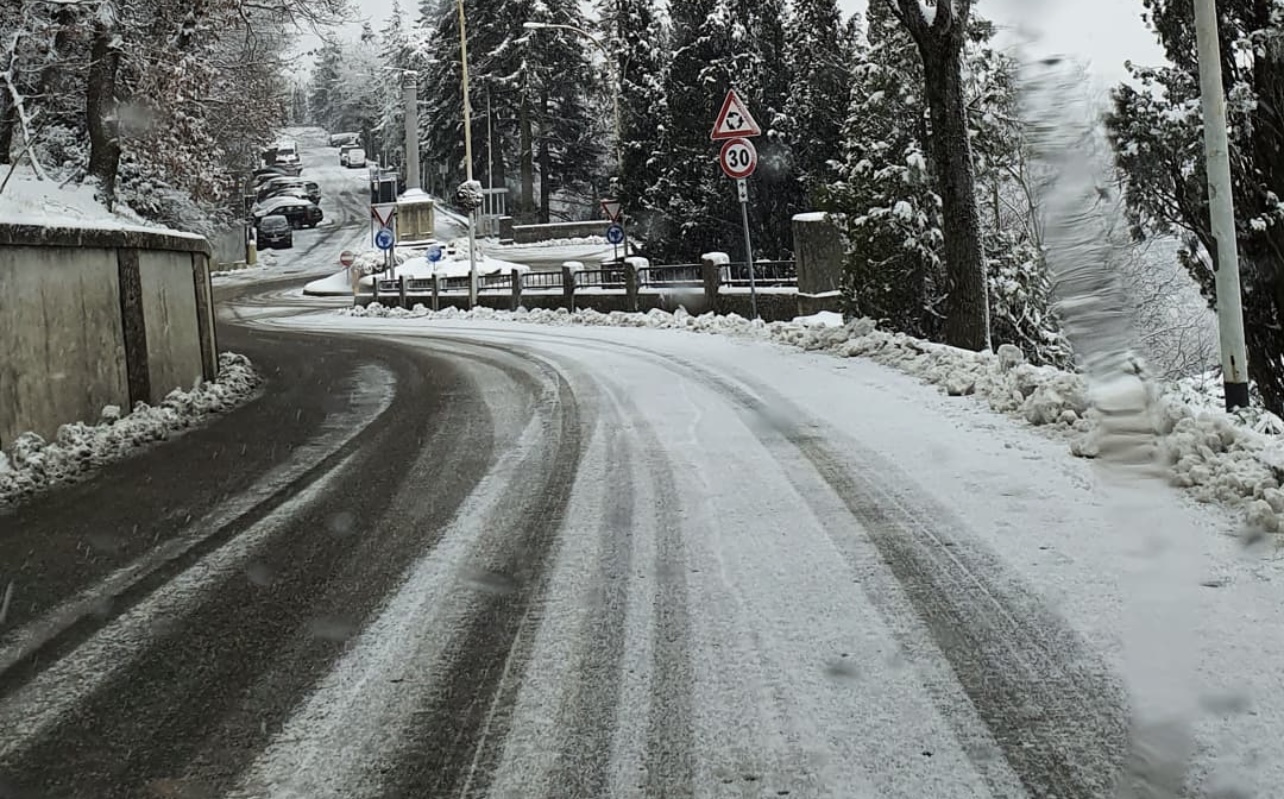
xmin=431 ymin=274 xmax=440 ymax=311
xmin=624 ymin=260 xmax=639 ymax=312
xmin=511 ymin=268 xmax=522 ymax=311
xmin=701 ymin=253 xmax=725 ymax=315
xmin=792 ymin=212 xmax=845 ymax=295
xmin=562 ymin=264 xmax=576 ymax=311
xmin=398 ymin=275 xmax=408 ymax=309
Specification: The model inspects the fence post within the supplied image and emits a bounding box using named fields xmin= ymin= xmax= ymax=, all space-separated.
xmin=511 ymin=268 xmax=522 ymax=311
xmin=432 ymin=274 xmax=440 ymax=311
xmin=398 ymin=275 xmax=408 ymax=309
xmin=701 ymin=255 xmax=723 ymax=315
xmin=562 ymin=265 xmax=576 ymax=311
xmin=624 ymin=259 xmax=639 ymax=313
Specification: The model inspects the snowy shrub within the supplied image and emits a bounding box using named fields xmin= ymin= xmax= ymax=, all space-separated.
xmin=0 ymin=353 xmax=260 ymax=507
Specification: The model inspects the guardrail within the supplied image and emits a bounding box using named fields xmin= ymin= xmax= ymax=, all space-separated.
xmin=720 ymin=260 xmax=797 ymax=287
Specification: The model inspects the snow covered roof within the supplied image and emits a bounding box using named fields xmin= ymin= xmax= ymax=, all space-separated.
xmin=0 ymin=167 xmax=201 ymax=239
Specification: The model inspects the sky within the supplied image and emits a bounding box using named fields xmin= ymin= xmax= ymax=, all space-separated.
xmin=334 ymin=0 xmax=1166 ymax=86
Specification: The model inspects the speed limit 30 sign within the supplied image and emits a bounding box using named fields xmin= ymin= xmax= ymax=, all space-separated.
xmin=719 ymin=137 xmax=757 ymax=180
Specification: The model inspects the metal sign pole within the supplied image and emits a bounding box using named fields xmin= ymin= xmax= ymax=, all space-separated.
xmin=737 ymin=178 xmax=758 ymax=321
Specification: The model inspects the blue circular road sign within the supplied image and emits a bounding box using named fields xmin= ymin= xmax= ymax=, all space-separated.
xmin=427 ymin=244 xmax=444 ymax=262
xmin=375 ymin=226 xmax=395 ymax=251
xmin=606 ymin=223 xmax=625 ymax=245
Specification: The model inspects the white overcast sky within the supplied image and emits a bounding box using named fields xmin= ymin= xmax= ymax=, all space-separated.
xmin=333 ymin=0 xmax=1166 ymax=85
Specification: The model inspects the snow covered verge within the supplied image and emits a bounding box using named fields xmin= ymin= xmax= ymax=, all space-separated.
xmin=0 ymin=354 xmax=261 ymax=508
xmin=342 ymin=302 xmax=1284 ymax=533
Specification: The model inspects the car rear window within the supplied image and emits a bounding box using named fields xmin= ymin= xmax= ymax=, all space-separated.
xmin=261 ymin=216 xmax=289 ymax=230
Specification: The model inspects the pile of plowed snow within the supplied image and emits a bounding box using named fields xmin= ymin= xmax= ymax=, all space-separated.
xmin=0 ymin=353 xmax=261 ymax=507
xmin=343 ymin=302 xmax=1284 ymax=532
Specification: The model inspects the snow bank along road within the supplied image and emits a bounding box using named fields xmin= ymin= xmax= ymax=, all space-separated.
xmin=2 ymin=246 xmax=1281 ymax=795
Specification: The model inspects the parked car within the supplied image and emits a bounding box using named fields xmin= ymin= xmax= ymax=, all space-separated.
xmin=256 ymin=214 xmax=293 ymax=249
xmin=260 ymin=186 xmax=311 ymax=204
xmin=303 ymin=180 xmax=321 ymax=204
xmin=252 ymin=166 xmax=291 ymax=184
xmin=339 ymin=144 xmax=358 ymax=166
xmin=256 ymin=176 xmax=305 ymax=200
xmin=345 ymin=147 xmax=367 ymax=168
xmin=329 ymin=132 xmax=360 ymax=147
xmin=253 ymin=197 xmax=323 ymax=228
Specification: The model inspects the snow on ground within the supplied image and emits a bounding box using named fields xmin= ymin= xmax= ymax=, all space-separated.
xmin=341 ymin=302 xmax=1284 ymax=534
xmin=0 ymin=354 xmax=261 ymax=507
xmin=483 ymin=236 xmax=627 ymax=269
xmin=303 ymin=246 xmax=529 ymax=296
xmin=0 ymin=165 xmax=200 ymax=237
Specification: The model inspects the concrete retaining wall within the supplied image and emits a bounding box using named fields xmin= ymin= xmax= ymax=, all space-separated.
xmin=0 ymin=224 xmax=216 ymax=448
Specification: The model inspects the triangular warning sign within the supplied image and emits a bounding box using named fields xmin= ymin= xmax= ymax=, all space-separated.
xmin=371 ymin=203 xmax=396 ymax=227
xmin=600 ymin=198 xmax=622 ymax=222
xmin=711 ymin=89 xmax=762 ymax=141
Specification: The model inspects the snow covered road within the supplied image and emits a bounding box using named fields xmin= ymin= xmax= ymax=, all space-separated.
xmin=3 ymin=249 xmax=1283 ymax=797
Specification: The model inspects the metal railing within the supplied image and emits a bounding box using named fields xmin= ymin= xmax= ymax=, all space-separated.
xmin=522 ymin=270 xmax=564 ymax=291
xmin=574 ymin=268 xmax=625 ymax=289
xmin=637 ymin=263 xmax=703 ymax=288
xmin=719 ymin=260 xmax=797 ymax=288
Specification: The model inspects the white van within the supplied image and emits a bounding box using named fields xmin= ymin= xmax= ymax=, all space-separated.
xmin=345 ymin=148 xmax=367 ymax=168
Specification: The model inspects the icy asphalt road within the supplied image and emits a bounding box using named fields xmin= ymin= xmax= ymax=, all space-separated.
xmin=3 ymin=146 xmax=1282 ymax=796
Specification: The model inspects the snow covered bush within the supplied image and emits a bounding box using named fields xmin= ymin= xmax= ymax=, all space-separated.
xmin=0 ymin=353 xmax=260 ymax=507
xmin=342 ymin=302 xmax=1284 ymax=533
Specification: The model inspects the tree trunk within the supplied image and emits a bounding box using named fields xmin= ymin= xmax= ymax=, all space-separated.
xmin=86 ymin=22 xmax=123 ymax=206
xmin=519 ymin=95 xmax=534 ymax=221
xmin=538 ymin=92 xmax=551 ymax=224
xmin=921 ymin=43 xmax=990 ymax=352
xmin=0 ymin=100 xmax=13 ymax=166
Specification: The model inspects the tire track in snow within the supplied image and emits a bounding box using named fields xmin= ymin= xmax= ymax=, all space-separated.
xmin=0 ymin=451 xmax=355 ymax=764
xmin=655 ymin=354 xmax=1129 ymax=798
xmin=0 ymin=362 xmax=395 ymax=689
xmin=382 ymin=353 xmax=586 ymax=798
xmin=416 ymin=326 xmax=1128 ymax=797
xmin=220 ymin=343 xmax=583 ymax=799
xmin=0 ymin=345 xmax=486 ymax=798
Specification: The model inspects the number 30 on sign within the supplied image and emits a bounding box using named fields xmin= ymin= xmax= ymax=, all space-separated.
xmin=719 ymin=137 xmax=757 ymax=180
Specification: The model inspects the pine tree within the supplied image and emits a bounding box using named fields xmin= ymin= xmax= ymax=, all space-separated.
xmin=377 ymin=2 xmax=413 ymax=166
xmin=595 ymin=0 xmax=669 ymax=236
xmin=822 ymin=0 xmax=945 ymax=339
xmin=784 ymin=0 xmax=848 ymax=202
xmin=887 ymin=0 xmax=989 ymax=352
xmin=1106 ymin=0 xmax=1284 ymax=410
xmin=650 ymin=0 xmax=733 ymax=260
xmin=520 ymin=0 xmax=602 ymax=222
xmin=310 ymin=40 xmax=345 ymax=130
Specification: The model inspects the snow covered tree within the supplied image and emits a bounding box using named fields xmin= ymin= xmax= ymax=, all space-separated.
xmin=822 ymin=0 xmax=945 ymax=339
xmin=784 ymin=0 xmax=849 ymax=201
xmin=886 ymin=0 xmax=989 ymax=352
xmin=822 ymin=8 xmax=1066 ymax=364
xmin=650 ymin=0 xmax=799 ymax=261
xmin=649 ymin=0 xmax=734 ymax=260
xmin=595 ymin=0 xmax=670 ymax=235
xmin=1106 ymin=0 xmax=1284 ymax=410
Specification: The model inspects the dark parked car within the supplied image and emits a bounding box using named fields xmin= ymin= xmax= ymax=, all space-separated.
xmin=256 ymin=215 xmax=293 ymax=249
xmin=253 ymin=198 xmax=323 ymax=229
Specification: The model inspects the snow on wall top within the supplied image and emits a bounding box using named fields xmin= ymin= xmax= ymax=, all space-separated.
xmin=0 ymin=169 xmax=202 ymax=240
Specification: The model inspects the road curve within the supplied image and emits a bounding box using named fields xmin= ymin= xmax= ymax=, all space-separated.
xmin=0 ymin=269 xmax=1143 ymax=797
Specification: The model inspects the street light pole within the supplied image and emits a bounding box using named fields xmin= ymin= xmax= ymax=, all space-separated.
xmin=1194 ymin=0 xmax=1250 ymax=410
xmin=458 ymin=0 xmax=479 ymax=307
xmin=523 ymin=21 xmax=627 ymax=257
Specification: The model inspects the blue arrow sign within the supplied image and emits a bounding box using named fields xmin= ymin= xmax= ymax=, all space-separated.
xmin=375 ymin=226 xmax=395 ymax=251
xmin=606 ymin=223 xmax=625 ymax=245
xmin=427 ymin=244 xmax=443 ymax=262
